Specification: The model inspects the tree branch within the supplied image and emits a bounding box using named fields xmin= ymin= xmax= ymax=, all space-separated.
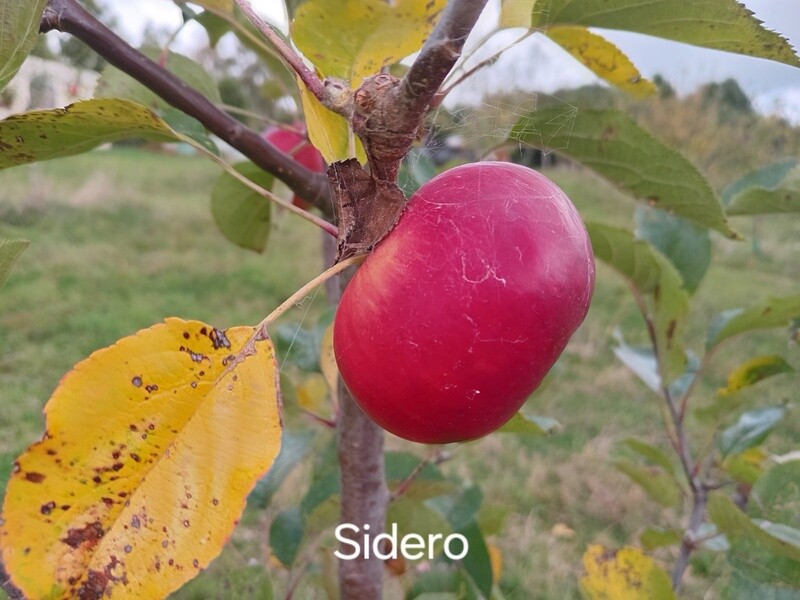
xmin=349 ymin=0 xmax=489 ymax=182
xmin=399 ymin=0 xmax=489 ymax=116
xmin=40 ymin=0 xmax=333 ymax=212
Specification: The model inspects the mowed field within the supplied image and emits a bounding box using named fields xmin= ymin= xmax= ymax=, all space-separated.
xmin=1 ymin=149 xmax=798 ymax=598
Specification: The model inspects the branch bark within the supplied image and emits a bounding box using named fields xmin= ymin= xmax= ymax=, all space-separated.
xmin=350 ymin=0 xmax=489 ymax=182
xmin=399 ymin=0 xmax=490 ymax=115
xmin=39 ymin=0 xmax=332 ymax=212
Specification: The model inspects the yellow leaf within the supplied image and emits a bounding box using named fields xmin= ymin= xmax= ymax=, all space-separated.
xmin=547 ymin=27 xmax=656 ymax=98
xmin=292 ymin=0 xmax=447 ymax=86
xmin=581 ymin=545 xmax=676 ymax=600
xmin=296 ymin=372 xmax=331 ymax=419
xmin=0 ymin=319 xmax=282 ymax=600
xmin=716 ymin=354 xmax=794 ymax=398
xmin=298 ymin=78 xmax=367 ymax=164
xmin=320 ymin=324 xmax=339 ymax=410
xmin=487 ymin=543 xmax=503 ymax=583
xmin=500 ymin=0 xmax=535 ymax=28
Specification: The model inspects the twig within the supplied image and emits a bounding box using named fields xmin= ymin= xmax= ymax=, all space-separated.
xmin=438 ymin=29 xmax=534 ymax=100
xmin=40 ymin=0 xmax=332 ymax=211
xmin=232 ymin=0 xmax=330 ymax=105
xmin=389 ymin=448 xmax=449 ymax=503
xmin=672 ymin=485 xmax=708 ymax=591
xmin=399 ymin=0 xmax=490 ymax=116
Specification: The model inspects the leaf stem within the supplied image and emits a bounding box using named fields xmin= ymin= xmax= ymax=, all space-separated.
xmin=179 ymin=134 xmax=338 ymax=237
xmin=232 ymin=0 xmax=329 ymax=104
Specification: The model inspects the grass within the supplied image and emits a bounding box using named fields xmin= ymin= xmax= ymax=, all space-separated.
xmin=1 ymin=149 xmax=798 ymax=599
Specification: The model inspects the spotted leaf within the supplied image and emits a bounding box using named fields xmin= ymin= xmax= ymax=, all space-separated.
xmin=0 ymin=319 xmax=282 ymax=599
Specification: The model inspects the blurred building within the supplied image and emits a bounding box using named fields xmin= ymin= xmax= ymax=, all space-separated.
xmin=0 ymin=57 xmax=98 ymax=118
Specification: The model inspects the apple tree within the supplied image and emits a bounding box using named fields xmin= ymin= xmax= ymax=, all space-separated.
xmin=0 ymin=0 xmax=799 ymax=598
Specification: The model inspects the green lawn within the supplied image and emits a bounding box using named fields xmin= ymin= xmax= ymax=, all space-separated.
xmin=1 ymin=149 xmax=797 ymax=599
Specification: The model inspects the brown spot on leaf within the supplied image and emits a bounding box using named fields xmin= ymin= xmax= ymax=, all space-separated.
xmin=62 ymin=521 xmax=105 ymax=549
xmin=209 ymin=328 xmax=231 ymax=350
xmin=25 ymin=472 xmax=46 ymax=483
xmin=131 ymin=515 xmax=141 ymax=529
xmin=131 ymin=376 xmax=143 ymax=387
xmin=77 ymin=569 xmax=109 ymax=600
xmin=40 ymin=501 xmax=56 ymax=515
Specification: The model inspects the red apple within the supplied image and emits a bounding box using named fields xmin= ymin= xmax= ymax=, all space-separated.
xmin=333 ymin=161 xmax=595 ymax=444
xmin=262 ymin=123 xmax=325 ymax=209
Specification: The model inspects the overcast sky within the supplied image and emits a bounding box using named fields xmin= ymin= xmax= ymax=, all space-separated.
xmin=107 ymin=0 xmax=800 ymax=121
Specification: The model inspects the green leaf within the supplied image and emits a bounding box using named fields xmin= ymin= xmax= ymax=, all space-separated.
xmin=0 ymin=99 xmax=184 ymax=170
xmin=707 ymin=295 xmax=800 ymax=349
xmin=722 ymin=159 xmax=799 ymax=206
xmin=723 ymin=448 xmax=768 ymax=486
xmin=457 ymin=521 xmax=493 ymax=598
xmin=639 ymin=527 xmax=683 ymax=552
xmin=588 ymin=223 xmax=689 ymax=382
xmin=273 ymin=320 xmax=329 ymax=372
xmin=95 ymin=47 xmax=222 ymax=109
xmin=0 ymin=239 xmax=29 ymax=291
xmin=725 ymin=569 xmax=800 ymax=600
xmin=161 ymin=108 xmax=219 ymax=155
xmin=613 ymin=460 xmax=682 ymax=508
xmin=640 ymin=527 xmax=682 ymax=551
xmin=751 ymin=461 xmax=800 ymax=526
xmin=249 ymin=430 xmax=315 ymax=509
xmin=387 ymin=498 xmax=453 ymax=557
xmin=385 ymin=452 xmax=456 ymax=501
xmin=727 ymin=537 xmax=800 ymax=589
xmin=718 ymin=406 xmax=786 ymax=458
xmin=621 ymin=438 xmax=676 ymax=477
xmin=502 ymin=0 xmax=800 ymax=67
xmin=635 ymin=206 xmax=711 ymax=294
xmin=292 ymin=0 xmax=447 ymax=85
xmin=716 ymin=355 xmax=794 ymax=398
xmin=270 ymin=507 xmax=304 ymax=566
xmin=433 ymin=486 xmax=483 ymax=533
xmin=498 ymin=412 xmax=561 ymax=435
xmin=407 ymin=567 xmax=478 ymax=600
xmin=545 ymin=27 xmax=656 ymax=97
xmin=708 ymin=493 xmax=800 ymax=561
xmin=0 ymin=0 xmax=48 ymax=91
xmin=511 ymin=109 xmax=735 ymax=237
xmin=727 ymin=187 xmax=800 ymax=216
xmin=211 ymin=161 xmax=274 ymax=252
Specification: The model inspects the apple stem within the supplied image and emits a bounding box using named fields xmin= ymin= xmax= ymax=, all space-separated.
xmin=252 ymin=254 xmax=366 ymax=340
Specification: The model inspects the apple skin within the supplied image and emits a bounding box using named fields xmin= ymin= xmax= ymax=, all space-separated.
xmin=262 ymin=124 xmax=324 ymax=209
xmin=333 ymin=161 xmax=595 ymax=444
